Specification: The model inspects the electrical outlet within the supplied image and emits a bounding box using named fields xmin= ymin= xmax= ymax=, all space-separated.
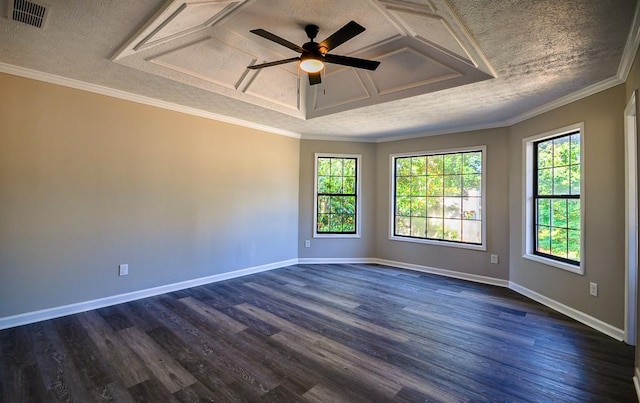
xmin=589 ymin=282 xmax=598 ymax=296
xmin=490 ymin=254 xmax=498 ymax=264
xmin=119 ymin=264 xmax=129 ymax=276
xmin=304 ymin=240 xmax=311 ymax=248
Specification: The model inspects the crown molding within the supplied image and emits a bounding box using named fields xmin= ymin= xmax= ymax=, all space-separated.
xmin=0 ymin=62 xmax=302 ymax=140
xmin=618 ymin=1 xmax=640 ymax=81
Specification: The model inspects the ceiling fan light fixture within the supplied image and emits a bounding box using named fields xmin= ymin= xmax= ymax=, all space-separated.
xmin=299 ymin=56 xmax=324 ymax=73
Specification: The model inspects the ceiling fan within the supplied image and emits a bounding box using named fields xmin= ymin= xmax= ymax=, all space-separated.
xmin=247 ymin=21 xmax=380 ymax=86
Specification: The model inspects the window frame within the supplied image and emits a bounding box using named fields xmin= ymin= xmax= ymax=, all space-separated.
xmin=389 ymin=146 xmax=487 ymax=251
xmin=313 ymin=153 xmax=362 ymax=238
xmin=523 ymin=123 xmax=585 ymax=274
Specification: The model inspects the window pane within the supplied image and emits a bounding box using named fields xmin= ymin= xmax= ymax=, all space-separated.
xmin=553 ymin=166 xmax=570 ymax=195
xmin=463 ymin=174 xmax=481 ymax=196
xmin=551 ymin=228 xmax=568 ymax=259
xmin=570 ymin=134 xmax=580 ymax=165
xmin=427 ymin=197 xmax=443 ymax=218
xmin=411 ymin=156 xmax=426 ymax=175
xmin=427 ymin=176 xmax=443 ymax=196
xmin=536 ymin=198 xmax=550 ymax=226
xmin=411 ymin=176 xmax=427 ymax=197
xmin=396 ymin=177 xmax=411 ymax=196
xmin=330 ymin=177 xmax=343 ymax=194
xmin=318 ymin=196 xmax=330 ymax=214
xmin=537 ymin=225 xmax=551 ymax=254
xmin=411 ymin=197 xmax=426 ymax=217
xmin=570 ymin=164 xmax=580 ymax=195
xmin=537 ymin=168 xmax=552 ymax=194
xmin=344 ymin=196 xmax=356 ymax=215
xmin=553 ymin=136 xmax=571 ymax=166
xmin=462 ymin=197 xmax=481 ymax=220
xmin=427 ymin=218 xmax=444 ymax=238
xmin=444 ymin=153 xmax=462 ymax=174
xmin=568 ymin=229 xmax=581 ymax=261
xmin=411 ymin=217 xmax=427 ymax=238
xmin=463 ymin=152 xmax=482 ymax=173
xmin=318 ymin=158 xmax=331 ymax=176
xmin=343 ymin=215 xmax=355 ymax=232
xmin=329 ymin=197 xmax=342 ymax=213
xmin=427 ymin=155 xmax=443 ymax=175
xmin=318 ymin=176 xmax=329 ymax=193
xmin=344 ymin=159 xmax=356 ymax=176
xmin=444 ymin=197 xmax=461 ymax=219
xmin=396 ymin=197 xmax=411 ymax=216
xmin=329 ymin=214 xmax=343 ymax=232
xmin=551 ymin=199 xmax=567 ymax=227
xmin=444 ymin=175 xmax=462 ymax=196
xmin=317 ymin=214 xmax=329 ymax=232
xmin=395 ymin=216 xmax=411 ymax=236
xmin=396 ymin=158 xmax=411 ymax=176
xmin=344 ymin=176 xmax=356 ymax=194
xmin=567 ymin=199 xmax=580 ymax=230
xmin=330 ymin=159 xmax=343 ymax=176
xmin=537 ymin=141 xmax=553 ymax=169
xmin=462 ymin=220 xmax=481 ymax=243
xmin=444 ymin=219 xmax=461 ymax=241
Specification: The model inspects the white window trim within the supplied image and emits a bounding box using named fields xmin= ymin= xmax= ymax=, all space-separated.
xmin=522 ymin=122 xmax=585 ymax=275
xmin=313 ymin=153 xmax=362 ymax=238
xmin=388 ymin=145 xmax=487 ymax=251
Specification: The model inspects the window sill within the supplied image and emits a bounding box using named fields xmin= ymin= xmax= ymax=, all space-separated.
xmin=389 ymin=235 xmax=485 ymax=251
xmin=523 ymin=253 xmax=584 ymax=275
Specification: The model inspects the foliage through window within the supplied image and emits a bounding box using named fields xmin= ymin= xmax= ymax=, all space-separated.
xmin=533 ymin=131 xmax=581 ymax=264
xmin=393 ymin=149 xmax=483 ymax=246
xmin=315 ymin=155 xmax=359 ymax=235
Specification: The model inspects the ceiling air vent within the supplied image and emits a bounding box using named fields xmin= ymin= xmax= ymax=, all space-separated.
xmin=8 ymin=0 xmax=49 ymax=28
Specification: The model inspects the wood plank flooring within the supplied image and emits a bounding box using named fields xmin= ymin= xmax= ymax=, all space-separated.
xmin=1 ymin=263 xmax=636 ymax=402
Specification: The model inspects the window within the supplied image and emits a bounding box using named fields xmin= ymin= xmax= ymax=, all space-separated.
xmin=390 ymin=147 xmax=485 ymax=250
xmin=524 ymin=123 xmax=584 ymax=274
xmin=314 ymin=154 xmax=360 ymax=237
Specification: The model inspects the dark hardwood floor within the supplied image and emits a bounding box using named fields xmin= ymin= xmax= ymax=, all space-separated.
xmin=1 ymin=263 xmax=636 ymax=402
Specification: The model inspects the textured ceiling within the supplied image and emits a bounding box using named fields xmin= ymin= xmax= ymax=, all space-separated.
xmin=0 ymin=0 xmax=638 ymax=141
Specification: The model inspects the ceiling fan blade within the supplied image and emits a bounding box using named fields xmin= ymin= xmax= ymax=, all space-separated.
xmin=318 ymin=21 xmax=366 ymax=53
xmin=247 ymin=57 xmax=300 ymax=69
xmin=308 ymin=72 xmax=321 ymax=86
xmin=324 ymin=54 xmax=380 ymax=70
xmin=250 ymin=29 xmax=305 ymax=53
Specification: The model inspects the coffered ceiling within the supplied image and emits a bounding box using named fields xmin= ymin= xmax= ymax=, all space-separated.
xmin=0 ymin=0 xmax=638 ymax=141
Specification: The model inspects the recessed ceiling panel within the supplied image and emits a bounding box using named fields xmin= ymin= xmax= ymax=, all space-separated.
xmin=391 ymin=8 xmax=471 ymax=63
xmin=244 ymin=67 xmax=300 ymax=111
xmin=143 ymin=1 xmax=236 ymax=45
xmin=370 ymin=47 xmax=460 ymax=95
xmin=312 ymin=68 xmax=370 ymax=112
xmin=150 ymin=38 xmax=255 ymax=90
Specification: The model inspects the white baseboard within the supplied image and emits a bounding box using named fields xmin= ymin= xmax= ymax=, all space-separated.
xmin=509 ymin=281 xmax=625 ymax=341
xmin=373 ymin=258 xmax=510 ymax=288
xmin=297 ymin=257 xmax=378 ymax=265
xmin=1 ymin=257 xmax=626 ymax=343
xmin=0 ymin=258 xmax=297 ymax=331
xmin=634 ymin=368 xmax=640 ymax=402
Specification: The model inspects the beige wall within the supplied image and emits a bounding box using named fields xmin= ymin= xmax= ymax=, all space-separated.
xmin=1 ymin=51 xmax=636 ymax=343
xmin=298 ymin=140 xmax=377 ymax=259
xmin=508 ymin=85 xmax=626 ymax=327
xmin=374 ymin=128 xmax=511 ymax=280
xmin=0 ymin=73 xmax=300 ymax=318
